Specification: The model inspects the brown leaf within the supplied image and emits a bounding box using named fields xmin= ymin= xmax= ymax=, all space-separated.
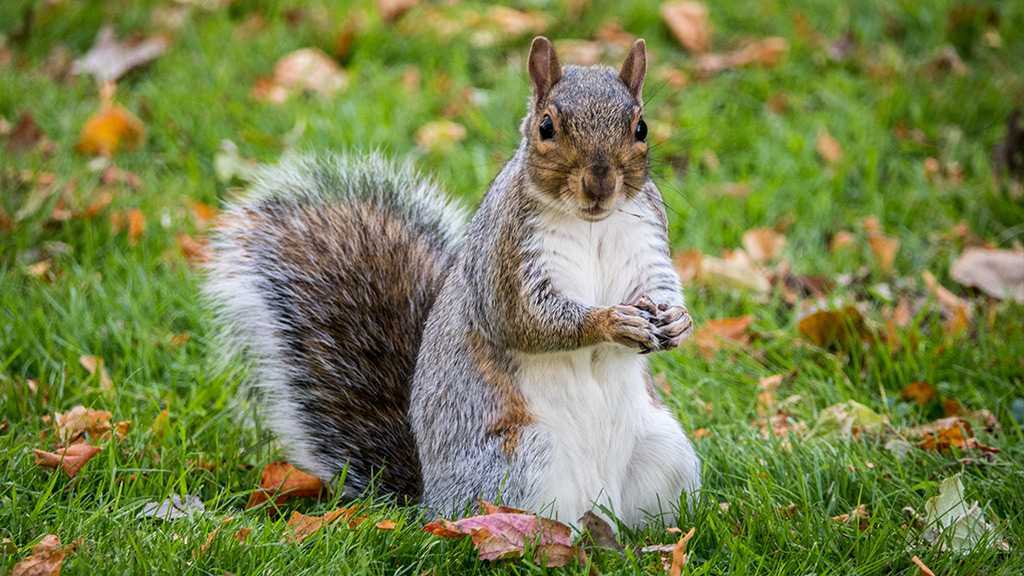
xmin=661 ymin=1 xmax=711 ymax=54
xmin=831 ymin=504 xmax=869 ymax=530
xmin=907 ymin=417 xmax=999 ymax=454
xmin=797 ymin=306 xmax=866 ymax=348
xmin=901 ymin=382 xmax=937 ymax=406
xmin=669 ymin=527 xmax=696 ymax=576
xmin=127 ymin=208 xmax=145 ymax=245
xmin=285 ymin=508 xmax=357 ymax=543
xmin=867 ymin=232 xmax=899 ymax=272
xmin=71 ymin=26 xmax=170 ymax=82
xmin=252 ymin=48 xmax=348 ymax=104
xmin=484 ymin=7 xmax=549 ymax=40
xmin=415 ymin=120 xmax=466 ymax=153
xmin=375 ymin=519 xmax=397 ymax=531
xmin=816 ymin=129 xmax=843 ymax=164
xmin=247 ymin=461 xmax=324 ymax=508
xmin=77 ymin=102 xmax=145 ymax=157
xmin=699 ymin=250 xmax=772 ymax=293
xmin=234 ymin=527 xmax=252 ymax=542
xmin=26 ymin=260 xmax=53 ymax=280
xmin=742 ymin=228 xmax=786 ymax=263
xmin=949 ymin=248 xmax=1024 ymax=303
xmin=696 ymin=37 xmax=788 ymax=76
xmin=53 ymin=405 xmax=112 ymax=444
xmin=423 ymin=503 xmax=577 ymax=567
xmin=830 ymin=230 xmax=856 ymax=252
xmin=578 ymin=511 xmax=622 ymax=551
xmin=922 ymin=271 xmax=972 ymax=335
xmin=673 ymin=249 xmax=703 ymax=284
xmin=33 ymin=442 xmax=102 ymax=478
xmin=78 ymin=355 xmax=113 ymax=391
xmin=378 ymin=0 xmax=419 ymax=22
xmin=177 ymin=234 xmax=209 ymax=265
xmin=5 ymin=112 xmax=44 ymax=154
xmin=693 ymin=315 xmax=753 ymax=357
xmin=11 ymin=534 xmax=78 ymax=576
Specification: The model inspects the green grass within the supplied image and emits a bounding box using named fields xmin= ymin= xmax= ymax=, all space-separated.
xmin=2 ymin=0 xmax=1023 ymax=573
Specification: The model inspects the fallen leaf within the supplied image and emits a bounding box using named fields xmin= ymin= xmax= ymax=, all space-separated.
xmin=673 ymin=249 xmax=703 ymax=284
xmin=77 ymin=101 xmax=145 ymax=157
xmin=71 ymin=26 xmax=170 ymax=82
xmin=911 ymin=555 xmax=936 ymax=576
xmin=127 ymin=208 xmax=145 ymax=245
xmin=190 ymin=201 xmax=218 ymax=228
xmin=699 ymin=250 xmax=772 ymax=293
xmin=906 ymin=417 xmax=999 ymax=454
xmin=830 ymin=230 xmax=856 ymax=252
xmin=194 ymin=516 xmax=235 ymax=558
xmin=578 ymin=511 xmax=622 ymax=552
xmin=949 ymin=248 xmax=1024 ymax=303
xmin=26 ymin=260 xmax=53 ymax=280
xmin=481 ymin=6 xmax=549 ymax=43
xmin=138 ymin=494 xmax=206 ymax=521
xmin=423 ymin=503 xmax=577 ymax=567
xmin=696 ymin=37 xmax=788 ymax=76
xmin=375 ymin=519 xmax=397 ymax=531
xmin=868 ymin=232 xmax=900 ymax=272
xmin=660 ymin=1 xmax=711 ymax=54
xmin=742 ymin=228 xmax=786 ymax=263
xmin=247 ymin=461 xmax=324 ymax=508
xmin=234 ymin=527 xmax=252 ymax=542
xmin=797 ymin=306 xmax=866 ymax=348
xmin=285 ymin=507 xmax=358 ymax=543
xmin=920 ymin=475 xmax=1009 ymax=554
xmin=669 ymin=527 xmax=696 ymax=576
xmin=53 ymin=405 xmax=112 ymax=444
xmin=922 ymin=271 xmax=971 ymax=335
xmin=11 ymin=534 xmax=78 ymax=576
xmin=252 ymin=48 xmax=347 ymax=104
xmin=554 ymin=39 xmax=604 ymax=66
xmin=816 ymin=129 xmax=843 ymax=164
xmin=378 ymin=0 xmax=419 ymax=22
xmin=33 ymin=442 xmax=102 ymax=478
xmin=901 ymin=382 xmax=937 ymax=406
xmin=177 ymin=234 xmax=209 ymax=265
xmin=812 ymin=400 xmax=888 ymax=439
xmin=693 ymin=315 xmax=753 ymax=357
xmin=5 ymin=112 xmax=44 ymax=154
xmin=415 ymin=120 xmax=466 ymax=153
xmin=78 ymin=355 xmax=113 ymax=391
xmin=831 ymin=504 xmax=869 ymax=530
xmin=150 ymin=408 xmax=169 ymax=438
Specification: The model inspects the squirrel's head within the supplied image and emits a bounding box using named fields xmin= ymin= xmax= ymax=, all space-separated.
xmin=522 ymin=36 xmax=649 ymax=222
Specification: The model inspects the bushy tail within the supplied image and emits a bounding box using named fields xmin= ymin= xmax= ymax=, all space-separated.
xmin=204 ymin=153 xmax=465 ymax=500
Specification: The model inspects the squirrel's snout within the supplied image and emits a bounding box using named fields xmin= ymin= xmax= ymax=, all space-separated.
xmin=581 ymin=164 xmax=617 ymax=203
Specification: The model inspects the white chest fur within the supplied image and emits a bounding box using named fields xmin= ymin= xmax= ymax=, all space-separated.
xmin=515 ymin=207 xmax=664 ymax=522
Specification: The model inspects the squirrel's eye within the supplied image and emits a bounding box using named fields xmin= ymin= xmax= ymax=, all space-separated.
xmin=634 ymin=118 xmax=648 ymax=142
xmin=538 ymin=114 xmax=555 ymax=140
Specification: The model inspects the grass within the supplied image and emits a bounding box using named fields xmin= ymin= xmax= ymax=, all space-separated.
xmin=2 ymin=0 xmax=1023 ymax=573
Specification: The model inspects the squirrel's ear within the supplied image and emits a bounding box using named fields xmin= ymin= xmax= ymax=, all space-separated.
xmin=528 ymin=36 xmax=562 ymax=107
xmin=619 ymin=39 xmax=647 ymax=101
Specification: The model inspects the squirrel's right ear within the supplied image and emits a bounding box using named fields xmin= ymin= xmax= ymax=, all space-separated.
xmin=528 ymin=36 xmax=562 ymax=107
xmin=619 ymin=39 xmax=647 ymax=101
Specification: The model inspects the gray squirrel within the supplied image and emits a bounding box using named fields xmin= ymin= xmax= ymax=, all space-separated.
xmin=205 ymin=36 xmax=700 ymax=527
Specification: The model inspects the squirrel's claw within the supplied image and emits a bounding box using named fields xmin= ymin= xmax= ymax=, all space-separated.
xmin=603 ymin=305 xmax=661 ymax=352
xmin=655 ymin=306 xmax=693 ymax=349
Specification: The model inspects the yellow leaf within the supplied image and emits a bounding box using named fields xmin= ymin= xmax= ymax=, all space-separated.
xmin=77 ymin=103 xmax=144 ymax=157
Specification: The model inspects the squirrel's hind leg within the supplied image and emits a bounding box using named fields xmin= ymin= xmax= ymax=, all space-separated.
xmin=617 ymin=410 xmax=701 ymax=528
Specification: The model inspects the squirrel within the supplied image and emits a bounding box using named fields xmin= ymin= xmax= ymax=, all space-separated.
xmin=205 ymin=36 xmax=700 ymax=527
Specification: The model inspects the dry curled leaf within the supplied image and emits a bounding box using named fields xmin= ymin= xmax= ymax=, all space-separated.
xmin=699 ymin=250 xmax=772 ymax=293
xmin=949 ymin=248 xmax=1024 ymax=303
xmin=693 ymin=315 xmax=753 ymax=357
xmin=661 ymin=1 xmax=711 ymax=54
xmin=906 ymin=417 xmax=998 ymax=454
xmin=415 ymin=119 xmax=466 ymax=153
xmin=812 ymin=400 xmax=888 ymax=439
xmin=78 ymin=355 xmax=113 ymax=391
xmin=138 ymin=494 xmax=205 ymax=521
xmin=798 ymin=306 xmax=866 ymax=348
xmin=252 ymin=48 xmax=348 ymax=104
xmin=578 ymin=511 xmax=622 ymax=552
xmin=423 ymin=502 xmax=577 ymax=567
xmin=177 ymin=234 xmax=209 ymax=265
xmin=71 ymin=26 xmax=169 ymax=82
xmin=285 ymin=507 xmax=359 ymax=543
xmin=831 ymin=504 xmax=869 ymax=530
xmin=742 ymin=228 xmax=786 ymax=263
xmin=53 ymin=405 xmax=112 ymax=444
xmin=670 ymin=527 xmax=696 ymax=576
xmin=33 ymin=442 xmax=102 ymax=478
xmin=696 ymin=37 xmax=788 ymax=76
xmin=816 ymin=129 xmax=843 ymax=164
xmin=247 ymin=461 xmax=324 ymax=508
xmin=375 ymin=519 xmax=397 ymax=531
xmin=11 ymin=534 xmax=78 ymax=576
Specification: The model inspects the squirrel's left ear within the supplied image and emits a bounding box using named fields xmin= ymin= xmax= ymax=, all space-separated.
xmin=619 ymin=39 xmax=647 ymax=101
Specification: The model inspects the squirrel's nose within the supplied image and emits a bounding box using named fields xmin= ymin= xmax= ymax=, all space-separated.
xmin=583 ymin=164 xmax=615 ymax=201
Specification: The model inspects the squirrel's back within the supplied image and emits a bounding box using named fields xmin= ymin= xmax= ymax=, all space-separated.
xmin=204 ymin=153 xmax=465 ymax=499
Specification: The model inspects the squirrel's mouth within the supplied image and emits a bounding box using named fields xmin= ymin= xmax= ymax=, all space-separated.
xmin=579 ymin=203 xmax=612 ymax=221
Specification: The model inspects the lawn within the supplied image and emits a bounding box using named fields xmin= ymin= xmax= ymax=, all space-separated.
xmin=2 ymin=0 xmax=1023 ymax=574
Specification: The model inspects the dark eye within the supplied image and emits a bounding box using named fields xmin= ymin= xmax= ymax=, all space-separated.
xmin=634 ymin=118 xmax=647 ymax=142
xmin=538 ymin=114 xmax=555 ymax=140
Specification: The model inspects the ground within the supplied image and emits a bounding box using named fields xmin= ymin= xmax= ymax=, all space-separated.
xmin=2 ymin=0 xmax=1023 ymax=574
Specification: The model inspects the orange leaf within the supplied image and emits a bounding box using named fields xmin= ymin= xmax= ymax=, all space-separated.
xmin=375 ymin=519 xmax=397 ymax=531
xmin=868 ymin=233 xmax=899 ymax=272
xmin=673 ymin=249 xmax=703 ymax=283
xmin=906 ymin=417 xmax=999 ymax=454
xmin=900 ymin=382 xmax=936 ymax=406
xmin=33 ymin=442 xmax=102 ymax=477
xmin=11 ymin=534 xmax=78 ymax=576
xmin=127 ymin=208 xmax=145 ymax=245
xmin=669 ymin=527 xmax=696 ymax=576
xmin=285 ymin=507 xmax=358 ymax=543
xmin=77 ymin=103 xmax=144 ymax=157
xmin=660 ymin=1 xmax=711 ymax=54
xmin=247 ymin=461 xmax=324 ymax=508
xmin=816 ymin=130 xmax=843 ymax=164
xmin=911 ymin=555 xmax=936 ymax=576
xmin=53 ymin=405 xmax=112 ymax=444
xmin=234 ymin=527 xmax=252 ymax=542
xmin=177 ymin=234 xmax=209 ymax=265
xmin=693 ymin=315 xmax=753 ymax=357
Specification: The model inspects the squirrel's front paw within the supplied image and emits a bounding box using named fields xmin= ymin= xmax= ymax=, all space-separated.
xmin=594 ymin=305 xmax=661 ymax=353
xmin=631 ymin=297 xmax=693 ymax=350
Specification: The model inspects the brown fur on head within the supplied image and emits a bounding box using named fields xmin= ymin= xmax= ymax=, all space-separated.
xmin=523 ymin=36 xmax=649 ymax=221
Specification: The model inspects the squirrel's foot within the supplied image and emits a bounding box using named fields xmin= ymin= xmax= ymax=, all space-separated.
xmin=593 ymin=305 xmax=661 ymax=352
